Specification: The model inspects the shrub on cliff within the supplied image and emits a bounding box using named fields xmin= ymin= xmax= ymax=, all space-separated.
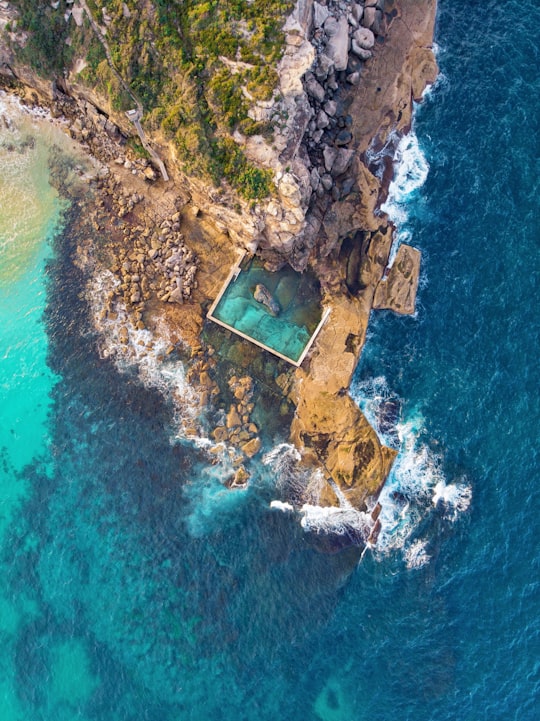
xmin=10 ymin=0 xmax=292 ymax=200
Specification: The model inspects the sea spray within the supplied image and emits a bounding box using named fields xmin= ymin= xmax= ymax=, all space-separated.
xmin=380 ymin=129 xmax=430 ymax=268
xmin=86 ymin=270 xmax=202 ymax=435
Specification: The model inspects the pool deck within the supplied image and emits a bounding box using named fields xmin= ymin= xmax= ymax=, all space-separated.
xmin=206 ymin=253 xmax=331 ymax=367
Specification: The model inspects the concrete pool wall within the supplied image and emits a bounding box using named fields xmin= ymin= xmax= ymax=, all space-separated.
xmin=206 ymin=253 xmax=330 ymax=367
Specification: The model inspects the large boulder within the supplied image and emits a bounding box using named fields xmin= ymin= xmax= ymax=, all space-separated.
xmin=324 ymin=15 xmax=350 ymax=71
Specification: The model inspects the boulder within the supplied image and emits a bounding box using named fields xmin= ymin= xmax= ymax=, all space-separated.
xmin=305 ymin=75 xmax=326 ymax=102
xmin=313 ymin=1 xmax=331 ymax=28
xmin=354 ymin=27 xmax=375 ymax=49
xmin=323 ymin=145 xmax=338 ymax=172
xmin=323 ymin=99 xmax=337 ymax=117
xmin=316 ymin=110 xmax=330 ymax=129
xmin=361 ymin=6 xmax=376 ymax=29
xmin=324 ymin=15 xmax=349 ymax=71
xmin=351 ymin=3 xmax=364 ymax=23
xmin=226 ymin=406 xmax=242 ymax=429
xmin=253 ymin=284 xmax=281 ymax=316
xmin=241 ymin=437 xmax=261 ymax=458
xmin=331 ymin=148 xmax=354 ymax=176
xmin=351 ymin=41 xmax=373 ymax=60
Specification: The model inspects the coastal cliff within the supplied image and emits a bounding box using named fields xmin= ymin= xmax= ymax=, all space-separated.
xmin=0 ymin=0 xmax=438 ymax=544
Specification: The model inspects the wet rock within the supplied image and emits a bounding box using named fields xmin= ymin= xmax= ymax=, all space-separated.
xmin=373 ymin=244 xmax=422 ymax=315
xmin=241 ymin=437 xmax=261 ymax=458
xmin=335 ymin=129 xmax=353 ymax=146
xmin=212 ymin=426 xmax=228 ymax=443
xmin=253 ymin=284 xmax=281 ymax=316
xmin=226 ymin=406 xmax=242 ymax=429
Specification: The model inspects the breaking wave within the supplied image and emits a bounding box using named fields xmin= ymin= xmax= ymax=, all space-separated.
xmin=380 ymin=130 xmax=430 ymax=268
xmin=86 ymin=270 xmax=201 ymax=437
xmin=350 ymin=381 xmax=472 ymax=567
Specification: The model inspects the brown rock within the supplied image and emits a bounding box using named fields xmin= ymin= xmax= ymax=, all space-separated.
xmin=373 ymin=244 xmax=421 ymax=315
xmin=226 ymin=406 xmax=242 ymax=429
xmin=212 ymin=426 xmax=228 ymax=443
xmin=241 ymin=437 xmax=261 ymax=458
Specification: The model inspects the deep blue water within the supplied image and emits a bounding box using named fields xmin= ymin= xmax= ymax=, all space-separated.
xmin=0 ymin=0 xmax=538 ymax=719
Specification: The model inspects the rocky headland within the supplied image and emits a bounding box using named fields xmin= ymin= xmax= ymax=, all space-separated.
xmin=0 ymin=0 xmax=438 ymax=546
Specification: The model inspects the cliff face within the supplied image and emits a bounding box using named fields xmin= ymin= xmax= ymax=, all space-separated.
xmin=1 ymin=0 xmax=436 ymax=273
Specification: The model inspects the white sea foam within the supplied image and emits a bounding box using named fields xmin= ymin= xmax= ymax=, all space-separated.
xmin=404 ymin=539 xmax=431 ymax=569
xmin=351 ymin=378 xmax=471 ymax=566
xmin=381 ymin=131 xmax=429 ymax=227
xmin=86 ymin=270 xmax=201 ymax=437
xmin=300 ymin=504 xmax=372 ymax=539
xmin=270 ymin=500 xmax=294 ymax=513
xmin=433 ymin=479 xmax=472 ymax=521
xmin=263 ymin=443 xmax=325 ymax=505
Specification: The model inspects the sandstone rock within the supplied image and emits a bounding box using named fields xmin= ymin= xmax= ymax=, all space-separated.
xmin=212 ymin=426 xmax=228 ymax=443
xmin=347 ymin=71 xmax=361 ymax=85
xmin=226 ymin=406 xmax=242 ymax=429
xmin=373 ymin=244 xmax=422 ymax=315
xmin=230 ymin=466 xmax=250 ymax=488
xmin=241 ymin=437 xmax=261 ymax=458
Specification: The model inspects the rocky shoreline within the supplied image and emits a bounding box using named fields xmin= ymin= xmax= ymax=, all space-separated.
xmin=0 ymin=0 xmax=438 ymax=546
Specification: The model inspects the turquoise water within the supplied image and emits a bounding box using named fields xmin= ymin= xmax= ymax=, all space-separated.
xmin=211 ymin=259 xmax=321 ymax=362
xmin=0 ymin=0 xmax=538 ymax=718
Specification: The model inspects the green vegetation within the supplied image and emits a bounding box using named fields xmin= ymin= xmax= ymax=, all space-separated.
xmin=9 ymin=0 xmax=294 ymax=200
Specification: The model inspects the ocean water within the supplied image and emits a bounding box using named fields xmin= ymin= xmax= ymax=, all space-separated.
xmin=0 ymin=0 xmax=538 ymax=718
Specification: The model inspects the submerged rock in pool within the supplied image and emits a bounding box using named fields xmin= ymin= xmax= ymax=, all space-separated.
xmin=253 ymin=284 xmax=281 ymax=316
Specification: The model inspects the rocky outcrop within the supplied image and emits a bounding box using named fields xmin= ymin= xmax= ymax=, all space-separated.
xmin=373 ymin=244 xmax=421 ymax=315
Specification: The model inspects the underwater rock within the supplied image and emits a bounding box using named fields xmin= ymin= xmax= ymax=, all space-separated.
xmin=253 ymin=284 xmax=281 ymax=316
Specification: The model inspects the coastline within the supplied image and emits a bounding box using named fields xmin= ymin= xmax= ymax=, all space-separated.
xmin=0 ymin=0 xmax=438 ymax=549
